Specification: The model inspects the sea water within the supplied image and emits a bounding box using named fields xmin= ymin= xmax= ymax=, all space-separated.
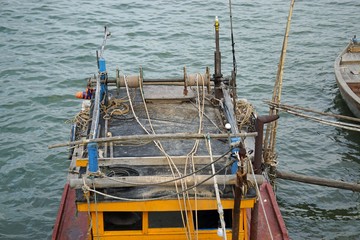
xmin=0 ymin=0 xmax=359 ymax=239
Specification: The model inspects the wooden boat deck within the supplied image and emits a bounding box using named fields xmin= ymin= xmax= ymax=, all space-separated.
xmin=62 ymin=83 xmax=264 ymax=239
xmin=339 ymin=52 xmax=360 ymax=85
xmin=72 ymin=85 xmax=254 ymax=201
xmin=51 ymin=81 xmax=289 ymax=238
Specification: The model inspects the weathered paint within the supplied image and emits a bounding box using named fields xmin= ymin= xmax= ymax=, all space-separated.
xmin=52 ymin=184 xmax=89 ymax=240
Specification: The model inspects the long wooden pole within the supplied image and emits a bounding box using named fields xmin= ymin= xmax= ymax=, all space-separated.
xmin=277 ymin=108 xmax=360 ymax=132
xmin=277 ymin=170 xmax=360 ymax=192
xmin=48 ymin=132 xmax=257 ymax=149
xmin=69 ymin=174 xmax=265 ymax=189
xmin=265 ymin=101 xmax=360 ymax=123
xmin=264 ymin=0 xmax=296 ymax=161
xmin=265 ymin=101 xmax=360 ymax=132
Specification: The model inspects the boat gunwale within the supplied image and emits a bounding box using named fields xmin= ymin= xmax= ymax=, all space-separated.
xmin=334 ymin=41 xmax=360 ymax=117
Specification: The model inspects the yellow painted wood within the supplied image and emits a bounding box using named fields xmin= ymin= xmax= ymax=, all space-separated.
xmin=241 ymin=208 xmax=247 ymax=238
xmin=143 ymin=212 xmax=148 ymax=234
xmin=95 ymin=234 xmax=232 ymax=240
xmin=102 ymin=230 xmax=143 ymax=236
xmin=97 ymin=231 xmax=235 ymax=240
xmin=187 ymin=210 xmax=195 ymax=234
xmin=147 ymin=228 xmax=187 ymax=234
xmin=92 ymin=212 xmax=104 ymax=237
xmin=84 ymin=198 xmax=255 ymax=239
xmin=76 ymin=158 xmax=88 ymax=167
xmin=77 ymin=198 xmax=255 ymax=212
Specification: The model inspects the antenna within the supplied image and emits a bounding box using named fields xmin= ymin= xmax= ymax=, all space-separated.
xmin=228 ymin=0 xmax=237 ymax=99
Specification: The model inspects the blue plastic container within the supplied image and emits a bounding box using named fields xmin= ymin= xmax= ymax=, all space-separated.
xmin=98 ymin=58 xmax=106 ymax=72
xmin=88 ymin=142 xmax=99 ymax=173
xmin=230 ymin=137 xmax=240 ymax=174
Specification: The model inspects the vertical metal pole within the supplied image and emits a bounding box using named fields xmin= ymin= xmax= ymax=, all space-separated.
xmin=214 ymin=16 xmax=223 ymax=99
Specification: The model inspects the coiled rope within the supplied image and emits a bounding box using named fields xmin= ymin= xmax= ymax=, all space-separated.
xmin=235 ymin=99 xmax=254 ymax=130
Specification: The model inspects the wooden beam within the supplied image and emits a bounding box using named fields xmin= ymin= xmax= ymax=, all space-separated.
xmin=69 ymin=174 xmax=265 ymax=189
xmin=76 ymin=155 xmax=226 ymax=167
xmin=277 ymin=170 xmax=360 ymax=192
xmin=49 ymin=132 xmax=258 ymax=149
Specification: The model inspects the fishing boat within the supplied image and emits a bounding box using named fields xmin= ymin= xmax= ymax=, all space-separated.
xmin=334 ymin=36 xmax=360 ymax=118
xmin=51 ymin=18 xmax=288 ymax=240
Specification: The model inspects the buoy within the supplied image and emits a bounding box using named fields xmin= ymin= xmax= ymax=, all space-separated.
xmin=75 ymin=88 xmax=94 ymax=99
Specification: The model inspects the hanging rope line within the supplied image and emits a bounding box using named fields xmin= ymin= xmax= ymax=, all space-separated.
xmin=93 ymin=183 xmax=100 ymax=240
xmin=115 ymin=72 xmax=212 ymax=239
xmin=184 ymin=73 xmax=206 ymax=240
xmin=249 ymin=158 xmax=274 ymax=240
xmin=83 ymin=181 xmax=93 ymax=237
xmin=122 ymin=74 xmax=191 ymax=239
xmin=265 ymin=101 xmax=360 ymax=123
xmin=266 ymin=101 xmax=360 ymax=132
xmin=270 ymin=105 xmax=360 ymax=132
xmin=206 ymin=135 xmax=227 ymax=240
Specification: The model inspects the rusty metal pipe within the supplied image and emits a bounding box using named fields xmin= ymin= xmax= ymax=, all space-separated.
xmin=254 ymin=115 xmax=279 ymax=174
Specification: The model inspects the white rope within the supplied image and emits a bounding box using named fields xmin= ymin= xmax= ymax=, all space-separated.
xmin=249 ymin=159 xmax=274 ymax=240
xmin=80 ymin=163 xmax=233 ymax=202
xmin=206 ymin=136 xmax=227 ymax=240
xmin=82 ymin=178 xmax=171 ymax=201
xmin=83 ymin=177 xmax=93 ymax=237
xmin=190 ymin=101 xmax=222 ymax=132
xmin=185 ymin=73 xmax=206 ymax=240
xmin=93 ymin=183 xmax=100 ymax=240
xmin=137 ymin=75 xmax=193 ymax=239
xmin=116 ymin=73 xmax=221 ymax=239
xmin=279 ymin=108 xmax=360 ymax=132
xmin=123 ymin=74 xmax=191 ymax=239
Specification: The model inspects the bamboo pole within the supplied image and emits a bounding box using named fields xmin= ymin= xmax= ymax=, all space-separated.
xmin=263 ymin=0 xmax=296 ymax=162
xmin=265 ymin=101 xmax=360 ymax=123
xmin=48 ymin=132 xmax=258 ymax=149
xmin=276 ymin=108 xmax=360 ymax=132
xmin=277 ymin=170 xmax=360 ymax=192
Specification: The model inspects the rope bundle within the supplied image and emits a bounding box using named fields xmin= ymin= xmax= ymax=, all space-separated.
xmin=235 ymin=99 xmax=254 ymax=130
xmin=102 ymin=98 xmax=130 ymax=119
